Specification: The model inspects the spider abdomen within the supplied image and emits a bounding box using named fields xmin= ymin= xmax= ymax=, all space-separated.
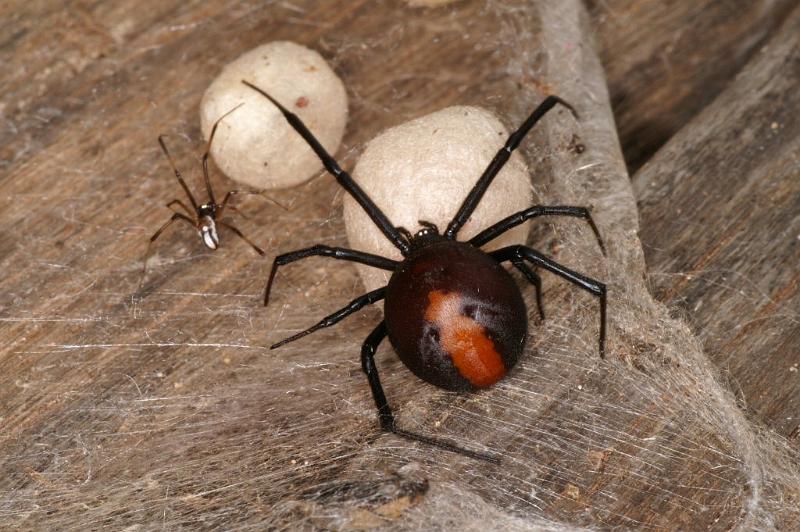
xmin=385 ymin=240 xmax=528 ymax=391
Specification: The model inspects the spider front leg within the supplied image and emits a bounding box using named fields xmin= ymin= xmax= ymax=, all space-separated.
xmin=166 ymin=199 xmax=195 ymax=218
xmin=158 ymin=136 xmax=199 ymax=211
xmin=492 ymin=245 xmax=606 ymax=357
xmin=361 ymin=321 xmax=500 ymax=463
xmin=264 ymin=245 xmax=399 ymax=305
xmin=202 ymin=104 xmax=244 ymax=205
xmin=470 ymin=205 xmax=605 ymax=254
xmin=445 ymin=96 xmax=577 ymax=239
xmin=271 ymin=287 xmax=387 ymax=348
xmin=242 ymin=81 xmax=410 ymax=255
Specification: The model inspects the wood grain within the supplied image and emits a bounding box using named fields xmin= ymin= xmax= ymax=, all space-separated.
xmin=634 ymin=5 xmax=800 ymax=439
xmin=590 ymin=0 xmax=798 ymax=171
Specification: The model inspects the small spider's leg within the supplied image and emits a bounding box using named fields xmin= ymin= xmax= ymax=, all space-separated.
xmin=228 ymin=205 xmax=250 ymax=220
xmin=216 ymin=220 xmax=265 ymax=256
xmin=511 ymin=259 xmax=545 ymax=321
xmin=361 ymin=321 xmax=500 ymax=463
xmin=469 ymin=205 xmax=605 ymax=255
xmin=445 ymin=96 xmax=577 ymax=240
xmin=261 ymin=194 xmax=289 ymax=211
xmin=202 ymin=104 xmax=244 ymax=205
xmin=492 ymin=245 xmax=606 ymax=357
xmin=264 ymin=245 xmax=398 ymax=306
xmin=158 ymin=135 xmax=199 ymax=211
xmin=218 ymin=190 xmax=288 ymax=218
xmin=166 ymin=199 xmax=195 ymax=218
xmin=140 ymin=212 xmax=197 ymax=286
xmin=150 ymin=212 xmax=196 ymax=243
xmin=218 ymin=190 xmax=238 ymax=213
xmin=225 ymin=204 xmax=250 ymax=220
xmin=272 ymin=287 xmax=387 ymax=348
xmin=241 ymin=81 xmax=410 ymax=256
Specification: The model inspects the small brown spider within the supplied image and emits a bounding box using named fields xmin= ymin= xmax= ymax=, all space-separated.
xmin=149 ymin=105 xmax=267 ymax=257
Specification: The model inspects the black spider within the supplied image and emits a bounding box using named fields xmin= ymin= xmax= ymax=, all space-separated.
xmin=244 ymin=80 xmax=606 ymax=461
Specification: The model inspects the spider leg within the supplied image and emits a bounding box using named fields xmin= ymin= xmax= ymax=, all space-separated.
xmin=361 ymin=321 xmax=500 ymax=463
xmin=260 ymin=194 xmax=289 ymax=211
xmin=264 ymin=245 xmax=398 ymax=306
xmin=272 ymin=287 xmax=386 ymax=348
xmin=216 ymin=220 xmax=264 ymax=256
xmin=166 ymin=199 xmax=195 ymax=218
xmin=492 ymin=245 xmax=606 ymax=357
xmin=217 ymin=190 xmax=288 ymax=219
xmin=219 ymin=190 xmax=238 ymax=213
xmin=225 ymin=203 xmax=249 ymax=220
xmin=241 ymin=81 xmax=410 ymax=256
xmin=158 ymin=135 xmax=199 ymax=211
xmin=202 ymin=104 xmax=244 ymax=205
xmin=150 ymin=212 xmax=196 ymax=243
xmin=141 ymin=212 xmax=197 ymax=285
xmin=445 ymin=96 xmax=577 ymax=240
xmin=511 ymin=259 xmax=545 ymax=321
xmin=469 ymin=205 xmax=605 ymax=255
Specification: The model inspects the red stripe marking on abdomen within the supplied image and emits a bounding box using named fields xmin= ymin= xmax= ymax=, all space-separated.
xmin=424 ymin=290 xmax=506 ymax=387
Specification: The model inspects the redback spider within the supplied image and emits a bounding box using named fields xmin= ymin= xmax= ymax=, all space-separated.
xmin=148 ymin=105 xmax=272 ymax=258
xmin=243 ymin=80 xmax=606 ymax=462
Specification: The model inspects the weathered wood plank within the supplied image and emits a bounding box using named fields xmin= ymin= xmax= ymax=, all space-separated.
xmin=634 ymin=5 xmax=800 ymax=439
xmin=590 ymin=0 xmax=798 ymax=171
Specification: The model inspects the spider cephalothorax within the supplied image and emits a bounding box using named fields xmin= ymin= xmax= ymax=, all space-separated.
xmin=397 ymin=221 xmax=445 ymax=251
xmin=244 ymin=80 xmax=606 ymax=461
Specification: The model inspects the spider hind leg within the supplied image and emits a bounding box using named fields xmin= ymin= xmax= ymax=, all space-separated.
xmin=361 ymin=321 xmax=500 ymax=463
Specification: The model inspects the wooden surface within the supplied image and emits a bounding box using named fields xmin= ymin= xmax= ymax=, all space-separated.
xmin=634 ymin=6 xmax=800 ymax=439
xmin=1 ymin=0 xmax=799 ymax=530
xmin=591 ymin=0 xmax=798 ymax=171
